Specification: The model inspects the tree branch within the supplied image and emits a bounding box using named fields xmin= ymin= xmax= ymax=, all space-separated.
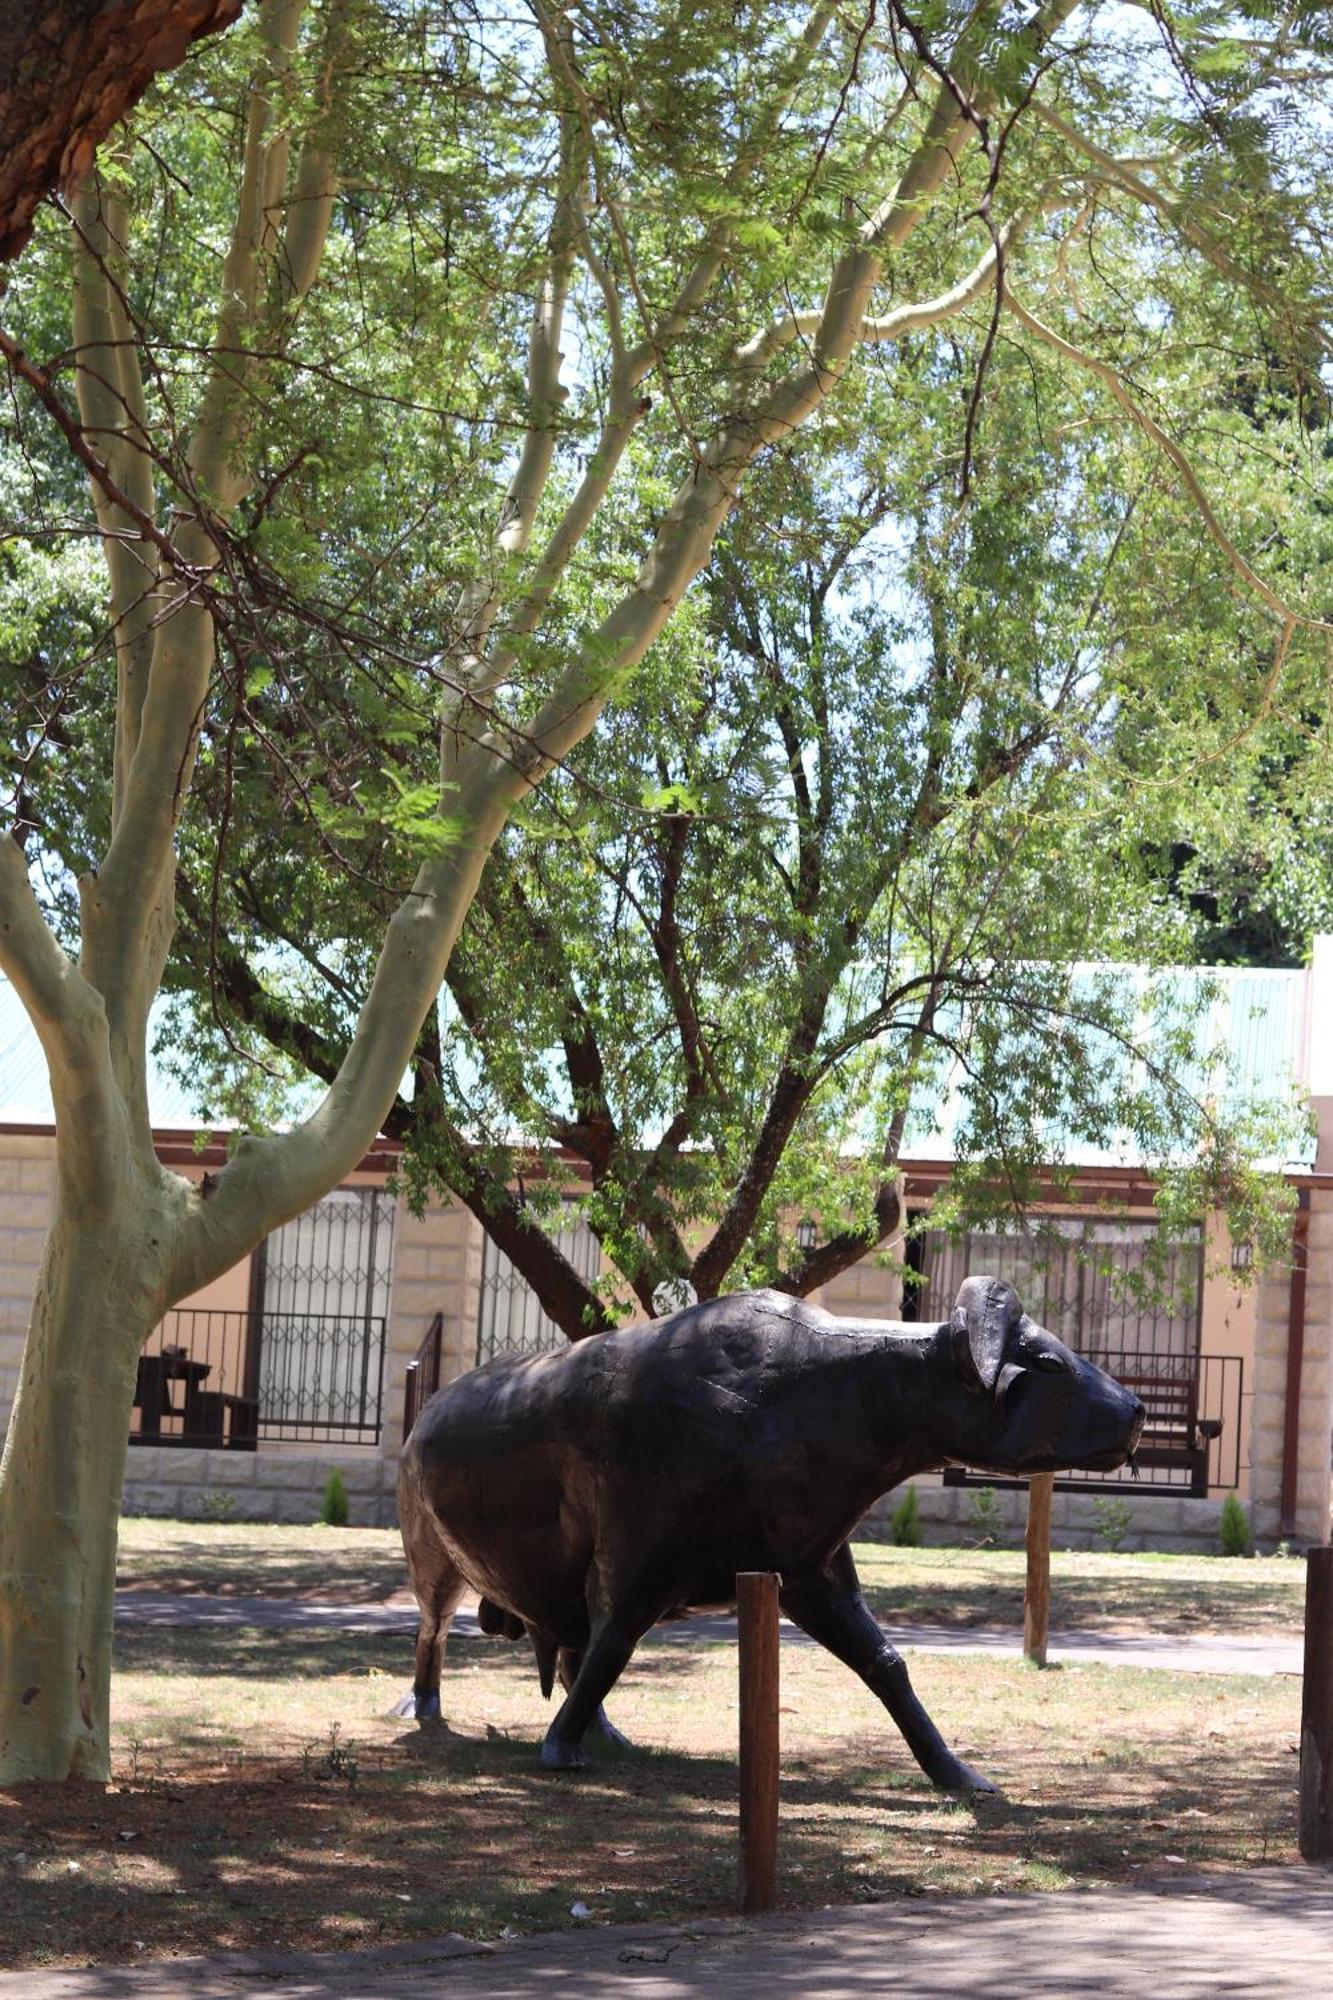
xmin=70 ymin=168 xmax=161 ymax=821
xmin=1030 ymin=100 xmax=1310 ymax=338
xmin=0 ymin=0 xmax=242 ymax=262
xmin=0 ymin=834 xmax=118 ymax=1199
xmin=1004 ymin=289 xmax=1333 ymax=634
xmin=176 ymin=912 xmax=619 ymax=1341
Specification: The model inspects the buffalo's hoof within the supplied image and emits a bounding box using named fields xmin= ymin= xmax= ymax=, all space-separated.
xmin=940 ymin=1760 xmax=1000 ymax=1800
xmin=591 ymin=1706 xmax=634 ymax=1754
xmin=391 ymin=1688 xmax=442 ymax=1722
xmin=540 ymin=1734 xmax=588 ymax=1771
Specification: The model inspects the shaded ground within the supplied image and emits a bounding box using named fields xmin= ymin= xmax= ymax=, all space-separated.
xmin=0 ymin=1618 xmax=1302 ymax=1971
xmin=852 ymin=1544 xmax=1306 ymax=1638
xmin=115 ymin=1520 xmax=1308 ymax=1636
xmin=6 ymin=1870 xmax=1331 ymax=2000
xmin=115 ymin=1522 xmax=409 ymax=1603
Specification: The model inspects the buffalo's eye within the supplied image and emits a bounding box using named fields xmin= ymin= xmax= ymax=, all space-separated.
xmin=1030 ymin=1352 xmax=1066 ymax=1374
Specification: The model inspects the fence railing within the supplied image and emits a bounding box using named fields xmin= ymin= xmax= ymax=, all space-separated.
xmin=129 ymin=1307 xmax=387 ymax=1449
xmin=402 ymin=1312 xmax=444 ymax=1444
xmin=941 ymin=1350 xmax=1244 ymax=1497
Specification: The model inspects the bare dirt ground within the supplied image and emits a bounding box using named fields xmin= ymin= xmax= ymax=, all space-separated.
xmin=0 ymin=1595 xmax=1303 ymax=1972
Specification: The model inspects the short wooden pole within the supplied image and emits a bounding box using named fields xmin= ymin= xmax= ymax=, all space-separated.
xmin=1024 ymin=1473 xmax=1054 ymax=1667
xmin=737 ymin=1569 xmax=780 ymax=1914
xmin=1300 ymin=1544 xmax=1333 ymax=1860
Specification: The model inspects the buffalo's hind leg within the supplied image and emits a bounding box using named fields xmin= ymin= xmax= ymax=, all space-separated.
xmin=394 ymin=1532 xmax=467 ymax=1723
xmin=780 ymin=1549 xmax=998 ymax=1798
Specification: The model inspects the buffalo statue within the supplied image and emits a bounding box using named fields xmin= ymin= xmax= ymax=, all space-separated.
xmin=398 ymin=1277 xmax=1144 ymax=1795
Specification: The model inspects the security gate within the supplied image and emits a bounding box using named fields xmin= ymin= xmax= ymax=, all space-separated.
xmin=916 ymin=1217 xmax=1203 ymax=1361
xmin=253 ymin=1186 xmax=396 ymax=1439
xmin=476 ymin=1208 xmax=601 ymax=1364
xmin=914 ymin=1217 xmax=1241 ymax=1494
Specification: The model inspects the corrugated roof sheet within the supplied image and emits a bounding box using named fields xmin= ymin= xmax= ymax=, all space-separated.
xmin=1 ymin=963 xmax=1317 ymax=1165
xmin=896 ymin=963 xmax=1314 ymax=1169
xmin=0 ymin=975 xmax=211 ymax=1128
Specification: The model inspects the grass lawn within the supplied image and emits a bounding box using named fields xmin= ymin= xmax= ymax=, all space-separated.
xmin=0 ymin=1520 xmax=1305 ymax=1970
xmin=116 ymin=1518 xmax=410 ymax=1602
xmin=115 ymin=1517 xmax=1308 ymax=1636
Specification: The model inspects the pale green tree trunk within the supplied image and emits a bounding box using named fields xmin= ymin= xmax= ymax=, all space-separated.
xmin=0 ymin=1199 xmax=175 ymax=1778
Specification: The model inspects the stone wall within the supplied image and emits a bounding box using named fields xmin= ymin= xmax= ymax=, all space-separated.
xmin=816 ymin=1251 xmax=901 ymax=1320
xmin=379 ymin=1196 xmax=483 ymax=1461
xmin=122 ymin=1444 xmax=399 ymax=1527
xmin=4 ymin=1119 xmax=1326 ymax=1551
xmin=864 ymin=1477 xmax=1247 ymax=1555
xmin=0 ymin=1134 xmax=55 ymax=1433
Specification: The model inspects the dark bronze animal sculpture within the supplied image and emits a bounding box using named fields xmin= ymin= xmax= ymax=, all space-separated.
xmin=398 ymin=1277 xmax=1144 ymax=1794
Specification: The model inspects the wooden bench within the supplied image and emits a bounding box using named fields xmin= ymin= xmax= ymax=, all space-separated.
xmin=131 ymin=1349 xmax=211 ymax=1442
xmin=1119 ymin=1369 xmax=1221 ymax=1498
xmin=186 ymin=1389 xmax=259 ymax=1451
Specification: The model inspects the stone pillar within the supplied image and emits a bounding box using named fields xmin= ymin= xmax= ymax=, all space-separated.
xmin=1296 ymin=941 xmax=1333 ymax=1545
xmin=1250 ymin=1258 xmax=1290 ymax=1543
xmin=0 ymin=1136 xmax=56 ymax=1439
xmin=1296 ymin=1189 xmax=1333 ymax=1541
xmin=379 ymin=1195 xmax=484 ymax=1471
xmin=1251 ymin=1190 xmax=1333 ymax=1548
xmin=814 ymin=1254 xmax=903 ymax=1321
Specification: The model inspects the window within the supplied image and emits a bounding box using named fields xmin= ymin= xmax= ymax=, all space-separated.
xmin=254 ymin=1186 xmax=397 ymax=1438
xmin=476 ymin=1208 xmax=600 ymax=1364
xmin=918 ymin=1217 xmax=1202 ymax=1362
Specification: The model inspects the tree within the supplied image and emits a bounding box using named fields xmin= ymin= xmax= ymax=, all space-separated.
xmin=1 ymin=0 xmax=1331 ymax=1784
xmin=0 ymin=0 xmax=243 ymax=261
xmin=160 ymin=346 xmax=1322 ymax=1334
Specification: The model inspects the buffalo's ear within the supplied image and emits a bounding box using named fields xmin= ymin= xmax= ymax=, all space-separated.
xmin=950 ymin=1277 xmax=1021 ymax=1394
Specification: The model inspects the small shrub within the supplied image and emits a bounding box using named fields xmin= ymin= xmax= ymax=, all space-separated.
xmin=1220 ymin=1494 xmax=1252 ymax=1557
xmin=198 ymin=1488 xmax=236 ymax=1523
xmin=1092 ymin=1496 xmax=1133 ymax=1553
xmin=889 ymin=1485 xmax=922 ymax=1547
xmin=320 ymin=1469 xmax=350 ymax=1527
xmin=302 ymin=1722 xmax=359 ymax=1787
xmin=966 ymin=1486 xmax=1005 ymax=1548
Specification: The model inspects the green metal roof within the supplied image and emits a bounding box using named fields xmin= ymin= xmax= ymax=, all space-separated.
xmin=1 ymin=963 xmax=1317 ymax=1166
xmin=898 ymin=963 xmax=1313 ymax=1170
xmin=0 ymin=975 xmax=206 ymax=1128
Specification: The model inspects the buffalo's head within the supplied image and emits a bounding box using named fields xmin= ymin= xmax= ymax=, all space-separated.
xmin=936 ymin=1275 xmax=1144 ymax=1476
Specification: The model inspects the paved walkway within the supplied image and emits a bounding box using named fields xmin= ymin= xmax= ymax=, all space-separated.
xmin=113 ymin=1593 xmax=1305 ymax=1676
xmin=6 ymin=1868 xmax=1331 ymax=1998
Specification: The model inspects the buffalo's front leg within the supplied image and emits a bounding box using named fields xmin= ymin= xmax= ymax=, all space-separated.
xmin=557 ymin=1648 xmax=634 ymax=1752
xmin=780 ymin=1565 xmax=998 ymax=1798
xmin=541 ymin=1615 xmax=646 ymax=1770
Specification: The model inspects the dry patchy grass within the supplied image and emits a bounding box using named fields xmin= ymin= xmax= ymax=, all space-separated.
xmin=114 ymin=1519 xmax=1308 ymax=1636
xmin=0 ymin=1617 xmax=1302 ymax=1972
xmin=852 ymin=1544 xmax=1306 ymax=1637
xmin=116 ymin=1518 xmax=409 ymax=1602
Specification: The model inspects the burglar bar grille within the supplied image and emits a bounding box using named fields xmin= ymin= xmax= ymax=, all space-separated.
xmin=130 ymin=1307 xmax=386 ymax=1446
xmin=917 ymin=1218 xmax=1203 ymax=1362
xmin=476 ymin=1209 xmax=601 ymax=1364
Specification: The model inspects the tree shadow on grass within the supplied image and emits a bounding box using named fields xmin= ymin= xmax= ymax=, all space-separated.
xmin=6 ymin=1677 xmax=1300 ymax=1974
xmin=113 ymin=1621 xmax=720 ymax=1684
xmin=116 ymin=1529 xmax=408 ymax=1602
xmin=854 ymin=1561 xmax=1303 ymax=1638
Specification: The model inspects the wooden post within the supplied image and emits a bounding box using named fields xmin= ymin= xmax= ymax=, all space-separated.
xmin=737 ymin=1569 xmax=780 ymax=1914
xmin=1300 ymin=1544 xmax=1333 ymax=1860
xmin=1024 ymin=1473 xmax=1054 ymax=1667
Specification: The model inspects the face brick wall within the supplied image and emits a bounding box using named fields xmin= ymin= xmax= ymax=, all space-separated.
xmin=0 ymin=1136 xmax=55 ymax=1436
